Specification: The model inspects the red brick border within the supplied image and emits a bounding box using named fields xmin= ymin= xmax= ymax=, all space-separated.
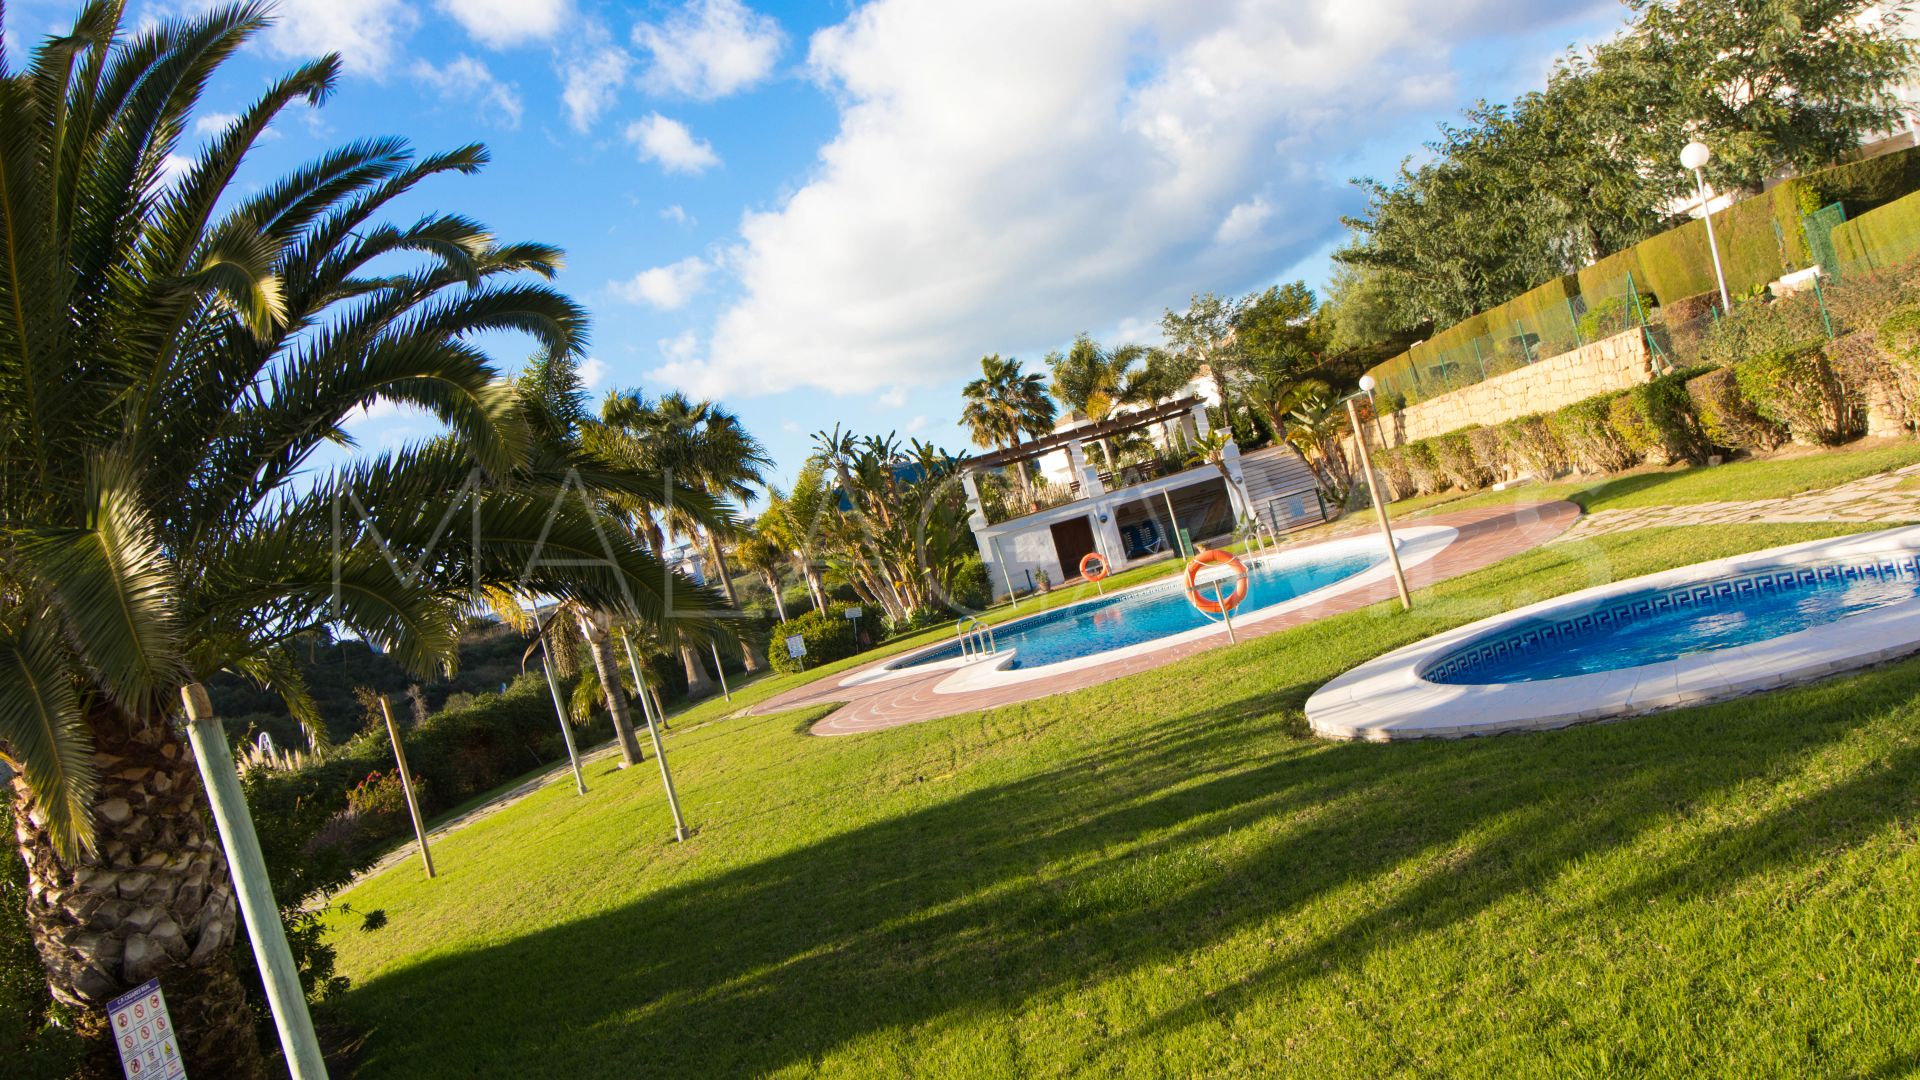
xmin=748 ymin=501 xmax=1579 ymax=736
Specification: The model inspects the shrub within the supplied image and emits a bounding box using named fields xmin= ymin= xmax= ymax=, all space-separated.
xmin=1733 ymin=348 xmax=1859 ymax=445
xmin=768 ymin=603 xmax=860 ymax=674
xmin=1464 ymin=425 xmax=1505 ymax=478
xmin=942 ymin=555 xmax=993 ymax=612
xmin=1687 ymin=367 xmax=1786 ymax=451
xmin=1698 ymin=290 xmax=1829 ymax=370
xmin=1431 ymin=427 xmax=1492 ymax=489
xmin=1400 ymin=439 xmax=1444 ymax=494
xmin=1549 ymin=394 xmax=1637 ymax=473
xmin=1498 ymin=414 xmax=1568 ymax=478
xmin=1578 ymin=293 xmax=1655 ymax=343
xmin=1371 ymin=445 xmax=1416 ymax=500
xmin=1611 ymin=367 xmax=1712 ymax=464
xmin=1827 ymin=329 xmax=1918 ymax=433
xmin=883 ymin=606 xmax=946 ymax=640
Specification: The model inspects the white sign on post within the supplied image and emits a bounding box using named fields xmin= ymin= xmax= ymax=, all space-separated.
xmin=108 ymin=979 xmax=186 ymax=1079
xmin=843 ymin=606 xmax=863 ymax=620
xmin=785 ymin=634 xmax=806 ymax=659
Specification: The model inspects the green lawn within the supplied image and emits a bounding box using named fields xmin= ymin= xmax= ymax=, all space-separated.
xmin=321 ymin=519 xmax=1920 ymax=1077
xmin=1395 ymin=438 xmax=1920 ymax=522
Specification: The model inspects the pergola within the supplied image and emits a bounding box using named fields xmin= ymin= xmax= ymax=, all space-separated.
xmin=962 ymin=394 xmax=1206 ymax=473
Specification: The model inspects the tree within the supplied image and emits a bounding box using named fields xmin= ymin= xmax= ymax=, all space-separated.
xmin=959 ymin=354 xmax=1056 ymax=503
xmin=734 ymin=522 xmax=791 ymax=622
xmin=0 ymin=5 xmax=721 ymax=1069
xmin=1046 ymin=334 xmax=1132 ymax=469
xmin=1162 ymin=292 xmax=1248 ymax=426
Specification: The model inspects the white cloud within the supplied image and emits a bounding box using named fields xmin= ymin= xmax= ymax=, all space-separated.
xmin=662 ymin=204 xmax=696 ymax=227
xmin=659 ymin=330 xmax=702 ymax=363
xmin=256 ymin=0 xmax=418 ymax=76
xmin=438 ymin=0 xmax=571 ymax=48
xmin=193 ymin=112 xmax=237 ymax=136
xmin=663 ymin=0 xmax=1590 ymax=397
xmin=876 ymin=386 xmax=908 ymax=408
xmin=634 ymin=0 xmax=784 ymax=99
xmin=559 ymin=27 xmax=632 ymax=131
xmin=1215 ymin=195 xmax=1273 ymax=245
xmin=578 ymin=356 xmax=607 ymax=389
xmin=412 ymin=56 xmax=524 ymax=129
xmin=626 ymin=113 xmax=720 ymax=174
xmin=612 ymin=257 xmax=712 ymax=309
xmin=902 ymin=414 xmax=928 ymax=434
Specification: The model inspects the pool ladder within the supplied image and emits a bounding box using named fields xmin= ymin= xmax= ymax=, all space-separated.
xmin=956 ymin=618 xmax=998 ymax=660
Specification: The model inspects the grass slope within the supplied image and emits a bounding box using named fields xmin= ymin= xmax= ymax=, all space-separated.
xmin=323 ymin=521 xmax=1920 ymax=1078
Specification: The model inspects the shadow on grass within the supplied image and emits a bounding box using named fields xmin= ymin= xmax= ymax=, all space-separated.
xmin=336 ymin=652 xmax=1920 ymax=1077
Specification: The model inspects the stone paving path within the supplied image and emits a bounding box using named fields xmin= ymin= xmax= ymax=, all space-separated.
xmin=748 ymin=501 xmax=1580 ymax=736
xmin=1553 ymin=462 xmax=1920 ymax=543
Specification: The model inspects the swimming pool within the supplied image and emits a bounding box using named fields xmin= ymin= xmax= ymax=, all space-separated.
xmin=1306 ymin=526 xmax=1920 ymax=742
xmin=893 ymin=550 xmax=1382 ymax=671
xmin=1427 ymin=556 xmax=1920 ymax=684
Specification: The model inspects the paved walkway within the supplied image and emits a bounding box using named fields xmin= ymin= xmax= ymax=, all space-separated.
xmin=747 ymin=501 xmax=1580 ymax=736
xmin=1554 ymin=462 xmax=1920 ymax=543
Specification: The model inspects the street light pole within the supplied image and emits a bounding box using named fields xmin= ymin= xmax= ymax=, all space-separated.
xmin=1342 ymin=376 xmax=1411 ymax=611
xmin=1682 ymin=140 xmax=1731 ymax=312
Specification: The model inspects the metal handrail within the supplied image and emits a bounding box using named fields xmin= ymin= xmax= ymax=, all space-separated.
xmin=956 ymin=618 xmax=997 ymax=660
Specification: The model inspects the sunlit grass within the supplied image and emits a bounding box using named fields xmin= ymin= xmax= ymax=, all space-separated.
xmin=321 ymin=520 xmax=1920 ymax=1077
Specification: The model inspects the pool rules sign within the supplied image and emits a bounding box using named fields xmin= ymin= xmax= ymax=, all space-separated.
xmin=108 ymin=979 xmax=186 ymax=1078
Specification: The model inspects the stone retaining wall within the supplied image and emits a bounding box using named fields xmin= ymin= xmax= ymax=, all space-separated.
xmin=1377 ymin=329 xmax=1655 ymax=447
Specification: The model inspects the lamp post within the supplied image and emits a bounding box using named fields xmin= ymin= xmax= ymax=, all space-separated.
xmin=1342 ymin=375 xmax=1411 ymax=611
xmin=1681 ymin=140 xmax=1731 ymax=312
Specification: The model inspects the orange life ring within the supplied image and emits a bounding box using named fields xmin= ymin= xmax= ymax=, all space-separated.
xmin=1184 ymin=550 xmax=1249 ymax=614
xmin=1079 ymin=551 xmax=1110 ymax=582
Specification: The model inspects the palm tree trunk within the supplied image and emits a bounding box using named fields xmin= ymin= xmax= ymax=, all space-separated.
xmin=762 ymin=571 xmax=789 ymax=621
xmin=680 ymin=644 xmax=718 ymax=698
xmin=702 ymin=529 xmax=737 ymax=606
xmin=12 ymin=701 xmax=268 ymax=1077
xmin=578 ymin=618 xmax=643 ymax=766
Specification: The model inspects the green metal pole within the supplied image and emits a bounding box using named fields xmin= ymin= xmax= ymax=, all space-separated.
xmin=539 ymin=637 xmax=587 ymax=795
xmin=708 ymin=640 xmax=731 ymax=701
xmin=1813 ymin=273 xmax=1836 ymax=340
xmin=622 ymin=629 xmax=689 ymax=842
xmin=181 ymin=685 xmax=330 ymax=1080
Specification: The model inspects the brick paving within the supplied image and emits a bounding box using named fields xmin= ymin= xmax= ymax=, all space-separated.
xmin=1554 ymin=462 xmax=1920 ymax=542
xmin=748 ymin=500 xmax=1581 ymax=736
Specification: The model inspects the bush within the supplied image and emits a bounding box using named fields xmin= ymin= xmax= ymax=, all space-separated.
xmin=1497 ymin=414 xmax=1568 ymax=478
xmin=1733 ymin=348 xmax=1860 ymax=445
xmin=1467 ymin=425 xmax=1509 ymax=478
xmin=942 ymin=555 xmax=993 ymax=611
xmin=1578 ymin=293 xmax=1654 ymax=343
xmin=1698 ymin=291 xmax=1829 ymax=370
xmin=1400 ymin=440 xmax=1445 ymax=494
xmin=1549 ymin=394 xmax=1637 ymax=473
xmin=768 ymin=603 xmax=860 ymax=674
xmin=1610 ymin=367 xmax=1712 ymax=464
xmin=883 ymin=607 xmax=947 ymax=640
xmin=1431 ymin=427 xmax=1492 ymax=489
xmin=1371 ymin=445 xmax=1416 ymax=500
xmin=1687 ymin=367 xmax=1786 ymax=452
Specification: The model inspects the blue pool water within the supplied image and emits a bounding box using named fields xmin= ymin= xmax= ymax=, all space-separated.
xmin=895 ymin=551 xmax=1382 ymax=670
xmin=1426 ymin=556 xmax=1920 ymax=685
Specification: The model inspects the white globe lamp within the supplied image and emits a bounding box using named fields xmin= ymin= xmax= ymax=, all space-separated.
xmin=1679 ymin=141 xmax=1730 ymax=310
xmin=1679 ymin=141 xmax=1711 ymax=171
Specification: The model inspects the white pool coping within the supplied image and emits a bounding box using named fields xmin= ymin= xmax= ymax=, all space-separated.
xmin=1306 ymin=524 xmax=1920 ymax=742
xmin=832 ymin=526 xmax=1460 ymax=696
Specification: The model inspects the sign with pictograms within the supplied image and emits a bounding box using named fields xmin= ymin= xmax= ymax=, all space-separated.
xmin=785 ymin=634 xmax=806 ymax=659
xmin=108 ymin=979 xmax=187 ymax=1079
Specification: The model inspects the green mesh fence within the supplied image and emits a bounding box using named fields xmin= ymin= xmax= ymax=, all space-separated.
xmin=1803 ymin=202 xmax=1845 ymax=279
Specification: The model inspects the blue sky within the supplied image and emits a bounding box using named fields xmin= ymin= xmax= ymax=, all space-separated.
xmin=16 ymin=0 xmax=1631 ymax=492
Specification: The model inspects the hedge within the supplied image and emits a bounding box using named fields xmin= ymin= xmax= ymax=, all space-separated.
xmin=1497 ymin=414 xmax=1567 ymax=478
xmin=1733 ymin=348 xmax=1858 ymax=445
xmin=1430 ymin=427 xmax=1490 ymax=489
xmin=1833 ymin=188 xmax=1920 ymax=278
xmin=1549 ymin=393 xmax=1637 ymax=473
xmin=1611 ymin=366 xmax=1712 ymax=464
xmin=768 ymin=602 xmax=860 ymax=674
xmin=1687 ymin=367 xmax=1786 ymax=452
xmin=1809 ymin=143 xmax=1920 ymax=218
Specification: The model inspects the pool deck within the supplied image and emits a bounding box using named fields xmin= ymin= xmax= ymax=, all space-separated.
xmin=748 ymin=500 xmax=1579 ymax=736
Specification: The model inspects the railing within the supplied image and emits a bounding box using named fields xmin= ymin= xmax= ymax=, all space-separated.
xmin=956 ymin=618 xmax=998 ymax=660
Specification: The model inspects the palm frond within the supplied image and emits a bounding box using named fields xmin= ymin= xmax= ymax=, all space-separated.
xmin=0 ymin=611 xmax=96 ymax=862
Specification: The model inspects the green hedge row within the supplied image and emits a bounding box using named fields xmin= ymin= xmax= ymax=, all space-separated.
xmin=1369 ymin=145 xmax=1920 ymax=402
xmin=768 ymin=602 xmax=862 ymax=674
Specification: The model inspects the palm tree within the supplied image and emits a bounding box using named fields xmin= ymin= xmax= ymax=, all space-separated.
xmin=592 ymin=390 xmax=772 ymax=689
xmin=1047 ymin=334 xmax=1134 ymax=470
xmin=734 ymin=522 xmax=791 ymax=622
xmin=1115 ymin=345 xmax=1196 ymax=455
xmin=960 ymin=354 xmax=1056 ymax=504
xmin=0 ymin=6 xmax=721 ymax=1070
